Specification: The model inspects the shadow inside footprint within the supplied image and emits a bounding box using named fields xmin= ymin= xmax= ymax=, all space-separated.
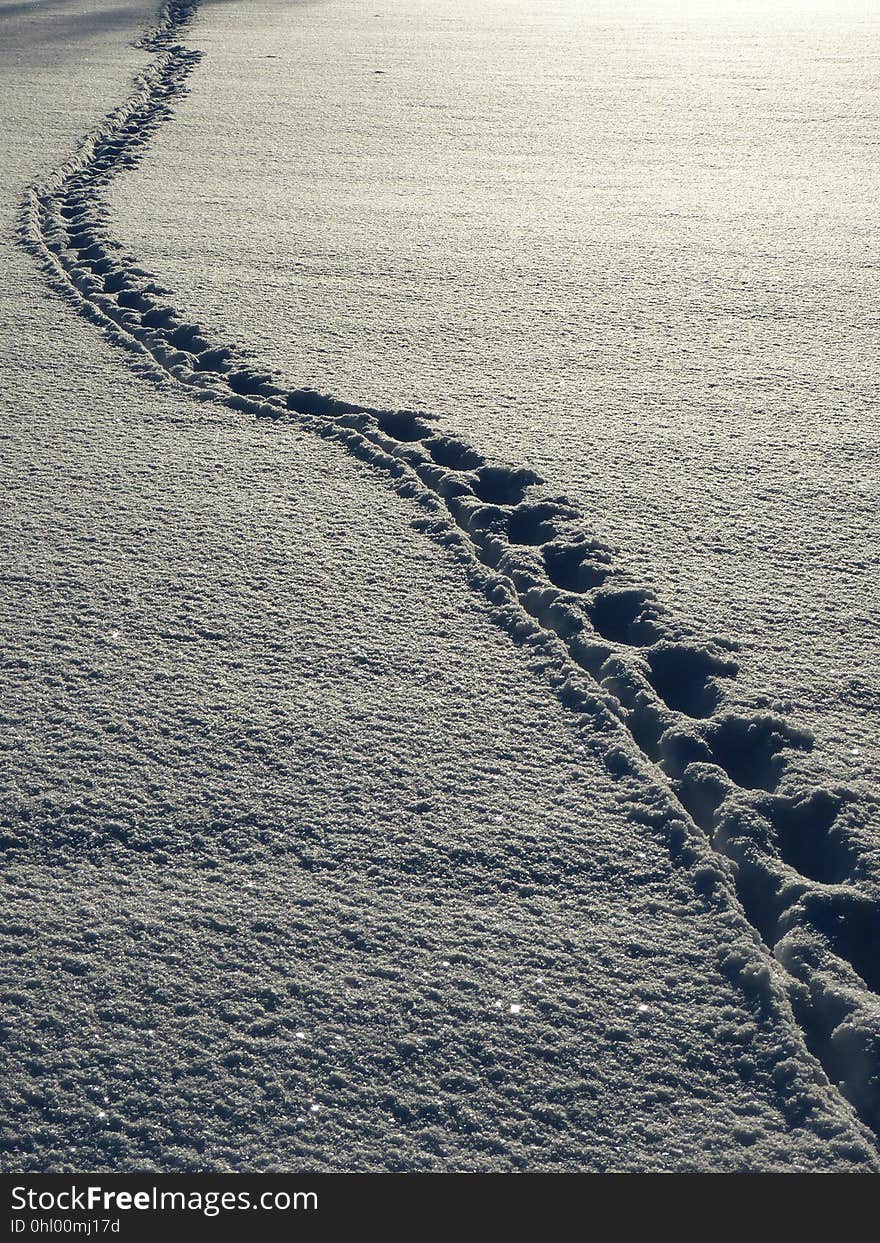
xmin=796 ymin=891 xmax=880 ymax=993
xmin=624 ymin=700 xmax=667 ymax=762
xmin=426 ymin=437 xmax=484 ymax=471
xmin=676 ymin=764 xmax=728 ymax=832
xmin=227 ymin=369 xmax=273 ymax=396
xmin=83 ymin=254 xmax=116 ymax=276
xmin=377 ymin=410 xmax=433 ymax=442
xmin=117 ymin=289 xmax=151 ymax=311
xmin=169 ymin=323 xmax=210 ymax=353
xmin=283 ymin=388 xmax=362 ymax=416
xmin=768 ymin=790 xmax=855 ymax=884
xmin=586 ymin=588 xmax=662 ymax=645
xmin=646 ymin=643 xmax=738 ymax=718
xmin=705 ymin=715 xmax=812 ymax=792
xmin=473 ymin=466 xmax=541 ymax=506
xmin=543 ymin=541 xmax=612 ymax=592
xmin=507 ymin=504 xmax=573 ymax=546
xmin=196 ymin=347 xmax=234 ymax=373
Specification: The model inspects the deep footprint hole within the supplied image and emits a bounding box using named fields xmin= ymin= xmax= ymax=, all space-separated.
xmin=117 ymin=290 xmax=152 ymax=312
xmin=377 ymin=410 xmax=433 ymax=442
xmin=706 ymin=716 xmax=812 ymax=792
xmin=196 ymin=347 xmax=234 ymax=373
xmin=799 ymin=893 xmax=880 ymax=994
xmin=731 ymin=859 xmax=785 ymax=948
xmin=427 ymin=436 xmax=484 ymax=472
xmin=587 ymin=588 xmax=662 ymax=646
xmin=168 ymin=323 xmax=210 ymax=353
xmin=769 ymin=791 xmax=855 ymax=884
xmin=676 ymin=766 xmax=728 ymax=833
xmin=646 ymin=643 xmax=737 ymax=718
xmin=103 ymin=272 xmax=130 ymax=295
xmin=507 ymin=504 xmax=569 ymax=546
xmin=625 ymin=701 xmax=666 ymax=762
xmin=227 ymin=369 xmax=273 ymax=396
xmin=84 ymin=255 xmax=116 ymax=277
xmin=141 ymin=305 xmax=179 ymax=329
xmin=544 ymin=542 xmax=611 ymax=592
xmin=473 ymin=466 xmax=541 ymax=506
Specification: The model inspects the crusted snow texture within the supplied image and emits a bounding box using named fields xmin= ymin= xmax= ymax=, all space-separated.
xmin=4 ymin=0 xmax=879 ymax=1167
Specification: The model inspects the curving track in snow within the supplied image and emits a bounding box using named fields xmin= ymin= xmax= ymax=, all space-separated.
xmin=18 ymin=0 xmax=880 ymax=1140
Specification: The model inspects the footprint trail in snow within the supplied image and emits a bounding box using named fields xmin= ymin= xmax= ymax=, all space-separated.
xmin=18 ymin=0 xmax=880 ymax=1142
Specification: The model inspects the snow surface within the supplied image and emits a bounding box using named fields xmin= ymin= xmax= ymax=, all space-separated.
xmin=1 ymin=0 xmax=879 ymax=1171
xmin=112 ymin=0 xmax=880 ymax=788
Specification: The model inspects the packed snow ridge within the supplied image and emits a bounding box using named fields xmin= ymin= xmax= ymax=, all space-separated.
xmin=17 ymin=0 xmax=880 ymax=1140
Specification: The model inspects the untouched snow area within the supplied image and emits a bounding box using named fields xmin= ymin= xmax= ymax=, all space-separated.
xmin=1 ymin=0 xmax=879 ymax=1171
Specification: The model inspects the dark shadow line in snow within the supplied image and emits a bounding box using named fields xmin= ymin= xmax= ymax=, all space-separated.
xmin=16 ymin=0 xmax=880 ymax=1149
